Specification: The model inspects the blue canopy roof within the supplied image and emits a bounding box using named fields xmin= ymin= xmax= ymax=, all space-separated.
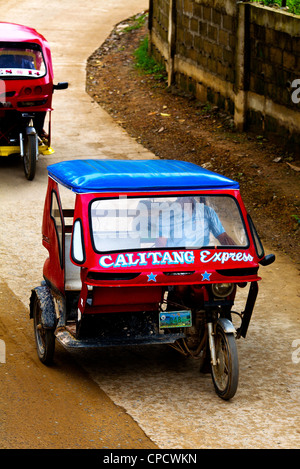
xmin=47 ymin=159 xmax=239 ymax=193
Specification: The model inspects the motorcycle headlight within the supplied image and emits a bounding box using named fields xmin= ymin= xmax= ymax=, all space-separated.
xmin=212 ymin=283 xmax=234 ymax=298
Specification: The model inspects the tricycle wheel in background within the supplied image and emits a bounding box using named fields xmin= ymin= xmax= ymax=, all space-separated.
xmin=211 ymin=324 xmax=239 ymax=400
xmin=33 ymin=295 xmax=55 ymax=365
xmin=23 ymin=134 xmax=37 ymax=180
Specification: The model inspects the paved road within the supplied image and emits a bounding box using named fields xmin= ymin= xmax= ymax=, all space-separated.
xmin=0 ymin=0 xmax=299 ymax=450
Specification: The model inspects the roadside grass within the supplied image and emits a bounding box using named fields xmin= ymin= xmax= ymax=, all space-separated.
xmin=122 ymin=13 xmax=148 ymax=32
xmin=120 ymin=12 xmax=166 ymax=81
xmin=134 ymin=36 xmax=167 ymax=81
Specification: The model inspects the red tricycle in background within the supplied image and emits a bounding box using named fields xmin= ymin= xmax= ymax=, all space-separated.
xmin=0 ymin=22 xmax=68 ymax=180
xmin=30 ymin=159 xmax=275 ymax=400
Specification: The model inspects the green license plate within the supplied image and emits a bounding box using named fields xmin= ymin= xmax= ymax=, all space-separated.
xmin=159 ymin=310 xmax=192 ymax=328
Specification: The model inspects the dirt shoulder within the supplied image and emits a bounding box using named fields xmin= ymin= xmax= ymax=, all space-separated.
xmin=86 ymin=15 xmax=300 ymax=267
xmin=0 ymin=281 xmax=158 ymax=449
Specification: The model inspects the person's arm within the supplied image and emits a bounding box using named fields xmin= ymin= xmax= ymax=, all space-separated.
xmin=155 ymin=237 xmax=167 ymax=247
xmin=217 ymin=232 xmax=235 ymax=245
xmin=206 ymin=206 xmax=235 ymax=245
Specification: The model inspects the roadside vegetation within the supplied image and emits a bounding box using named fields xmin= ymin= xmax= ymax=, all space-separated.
xmin=252 ymin=0 xmax=300 ymax=14
xmin=121 ymin=12 xmax=148 ymax=32
xmin=134 ymin=36 xmax=166 ymax=81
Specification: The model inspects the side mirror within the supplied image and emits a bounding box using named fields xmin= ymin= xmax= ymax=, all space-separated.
xmin=53 ymin=82 xmax=68 ymax=90
xmin=259 ymin=253 xmax=275 ymax=266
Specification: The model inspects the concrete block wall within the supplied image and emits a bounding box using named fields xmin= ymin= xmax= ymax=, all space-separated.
xmin=176 ymin=1 xmax=237 ymax=84
xmin=152 ymin=0 xmax=169 ymax=45
xmin=246 ymin=6 xmax=300 ymax=145
xmin=148 ymin=0 xmax=300 ymax=148
xmin=249 ymin=7 xmax=300 ymax=109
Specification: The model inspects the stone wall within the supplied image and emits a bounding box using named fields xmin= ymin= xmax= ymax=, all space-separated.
xmin=148 ymin=0 xmax=300 ymax=148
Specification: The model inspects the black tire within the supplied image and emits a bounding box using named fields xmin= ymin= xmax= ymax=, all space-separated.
xmin=23 ymin=133 xmax=37 ymax=180
xmin=199 ymin=342 xmax=211 ymax=374
xmin=211 ymin=324 xmax=239 ymax=400
xmin=33 ymin=296 xmax=55 ymax=365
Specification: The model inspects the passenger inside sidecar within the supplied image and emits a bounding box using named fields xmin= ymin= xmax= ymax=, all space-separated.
xmin=0 ymin=46 xmax=46 ymax=76
xmin=90 ymin=194 xmax=245 ymax=252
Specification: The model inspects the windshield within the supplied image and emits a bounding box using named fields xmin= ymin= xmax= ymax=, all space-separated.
xmin=0 ymin=43 xmax=46 ymax=78
xmin=90 ymin=195 xmax=249 ymax=252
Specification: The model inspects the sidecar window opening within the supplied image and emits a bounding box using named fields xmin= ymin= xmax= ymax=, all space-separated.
xmin=247 ymin=214 xmax=264 ymax=259
xmin=71 ymin=219 xmax=86 ymax=265
xmin=50 ymin=190 xmax=64 ymax=267
xmin=0 ymin=42 xmax=46 ymax=78
xmin=89 ymin=194 xmax=249 ymax=253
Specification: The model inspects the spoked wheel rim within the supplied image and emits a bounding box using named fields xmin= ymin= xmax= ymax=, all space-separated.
xmin=211 ymin=325 xmax=239 ymax=400
xmin=213 ymin=340 xmax=229 ymax=391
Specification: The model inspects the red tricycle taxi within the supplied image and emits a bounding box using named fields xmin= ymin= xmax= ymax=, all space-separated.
xmin=0 ymin=22 xmax=68 ymax=180
xmin=30 ymin=159 xmax=275 ymax=399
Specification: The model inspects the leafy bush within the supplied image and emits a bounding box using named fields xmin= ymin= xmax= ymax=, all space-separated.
xmin=252 ymin=0 xmax=300 ymax=15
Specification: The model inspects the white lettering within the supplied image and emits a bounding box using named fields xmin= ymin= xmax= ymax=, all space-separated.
xmin=161 ymin=252 xmax=173 ymax=264
xmin=99 ymin=255 xmax=114 ymax=268
xmin=99 ymin=250 xmax=195 ymax=268
xmin=213 ymin=252 xmax=222 ymax=262
xmin=103 ymin=454 xmax=138 ymax=466
xmin=147 ymin=453 xmax=197 ymax=464
xmin=125 ymin=253 xmax=139 ymax=266
xmin=184 ymin=251 xmax=195 ymax=264
xmin=221 ymin=252 xmax=229 ymax=264
xmin=291 ymin=78 xmax=300 ymax=104
xmin=172 ymin=251 xmax=185 ymax=264
xmin=137 ymin=252 xmax=147 ymax=265
xmin=200 ymin=250 xmax=210 ymax=263
xmin=98 ymin=250 xmax=253 ymax=269
xmin=114 ymin=254 xmax=128 ymax=267
xmin=200 ymin=250 xmax=253 ymax=264
xmin=147 ymin=252 xmax=163 ymax=264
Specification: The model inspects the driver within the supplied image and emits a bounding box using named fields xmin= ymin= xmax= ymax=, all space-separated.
xmin=155 ymin=196 xmax=235 ymax=247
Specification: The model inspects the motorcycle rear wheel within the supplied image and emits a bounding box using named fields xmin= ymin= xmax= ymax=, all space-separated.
xmin=211 ymin=324 xmax=239 ymax=400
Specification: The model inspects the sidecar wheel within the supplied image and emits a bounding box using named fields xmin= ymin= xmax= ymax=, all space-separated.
xmin=211 ymin=325 xmax=239 ymax=400
xmin=23 ymin=134 xmax=37 ymax=180
xmin=33 ymin=296 xmax=55 ymax=365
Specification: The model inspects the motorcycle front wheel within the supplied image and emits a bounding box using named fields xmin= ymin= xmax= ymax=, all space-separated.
xmin=23 ymin=133 xmax=37 ymax=180
xmin=211 ymin=324 xmax=239 ymax=400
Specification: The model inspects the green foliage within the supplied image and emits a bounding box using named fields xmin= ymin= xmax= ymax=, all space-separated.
xmin=134 ymin=37 xmax=166 ymax=81
xmin=251 ymin=0 xmax=300 ymax=15
xmin=291 ymin=214 xmax=300 ymax=224
xmin=122 ymin=13 xmax=148 ymax=32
